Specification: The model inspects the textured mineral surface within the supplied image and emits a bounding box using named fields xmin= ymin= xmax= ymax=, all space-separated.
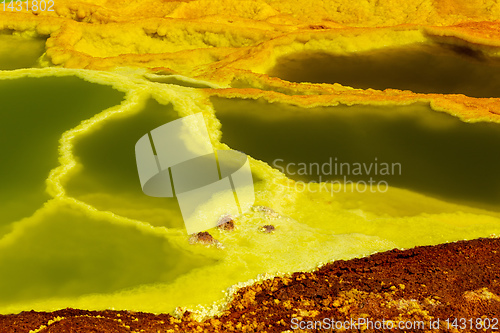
xmin=1 ymin=238 xmax=499 ymax=332
xmin=1 ymin=0 xmax=500 ymax=332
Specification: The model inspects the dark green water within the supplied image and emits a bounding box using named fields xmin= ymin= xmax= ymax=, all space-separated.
xmin=0 ymin=33 xmax=46 ymax=70
xmin=67 ymin=99 xmax=185 ymax=228
xmin=214 ymin=97 xmax=500 ymax=211
xmin=268 ymin=44 xmax=500 ymax=98
xmin=145 ymin=75 xmax=213 ymax=88
xmin=0 ymin=205 xmax=216 ymax=305
xmin=0 ymin=92 xmax=219 ymax=305
xmin=0 ymin=76 xmax=124 ymax=233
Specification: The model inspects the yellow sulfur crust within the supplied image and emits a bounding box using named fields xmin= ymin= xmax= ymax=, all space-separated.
xmin=2 ymin=0 xmax=500 ymax=121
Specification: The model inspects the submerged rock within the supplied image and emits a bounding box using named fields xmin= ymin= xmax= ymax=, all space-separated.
xmin=217 ymin=215 xmax=235 ymax=231
xmin=260 ymin=225 xmax=275 ymax=233
xmin=189 ymin=232 xmax=223 ymax=248
xmin=252 ymin=206 xmax=279 ymax=219
xmin=217 ymin=220 xmax=235 ymax=231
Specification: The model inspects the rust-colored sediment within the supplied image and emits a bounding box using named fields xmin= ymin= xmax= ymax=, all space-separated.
xmin=2 ymin=237 xmax=498 ymax=332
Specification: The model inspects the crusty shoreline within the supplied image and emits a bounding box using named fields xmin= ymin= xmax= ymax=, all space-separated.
xmin=2 ymin=237 xmax=499 ymax=332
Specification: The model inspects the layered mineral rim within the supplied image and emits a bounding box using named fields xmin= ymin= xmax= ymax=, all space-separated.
xmin=3 ymin=0 xmax=500 ymax=121
xmin=2 ymin=0 xmax=500 ymax=332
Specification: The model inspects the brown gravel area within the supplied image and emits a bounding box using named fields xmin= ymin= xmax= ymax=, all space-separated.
xmin=1 ymin=237 xmax=499 ymax=332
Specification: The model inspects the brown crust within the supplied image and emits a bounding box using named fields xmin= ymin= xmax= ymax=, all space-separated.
xmin=2 ymin=237 xmax=499 ymax=332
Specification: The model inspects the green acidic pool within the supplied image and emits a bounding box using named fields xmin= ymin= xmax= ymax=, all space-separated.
xmin=66 ymin=98 xmax=185 ymax=229
xmin=0 ymin=65 xmax=499 ymax=317
xmin=0 ymin=76 xmax=124 ymax=236
xmin=268 ymin=44 xmax=500 ymax=98
xmin=0 ymin=32 xmax=46 ymax=70
xmin=214 ymin=97 xmax=500 ymax=211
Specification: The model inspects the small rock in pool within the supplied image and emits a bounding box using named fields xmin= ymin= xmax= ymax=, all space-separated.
xmin=189 ymin=232 xmax=222 ymax=247
xmin=252 ymin=206 xmax=279 ymax=219
xmin=218 ymin=220 xmax=235 ymax=231
xmin=217 ymin=215 xmax=235 ymax=231
xmin=260 ymin=225 xmax=275 ymax=233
